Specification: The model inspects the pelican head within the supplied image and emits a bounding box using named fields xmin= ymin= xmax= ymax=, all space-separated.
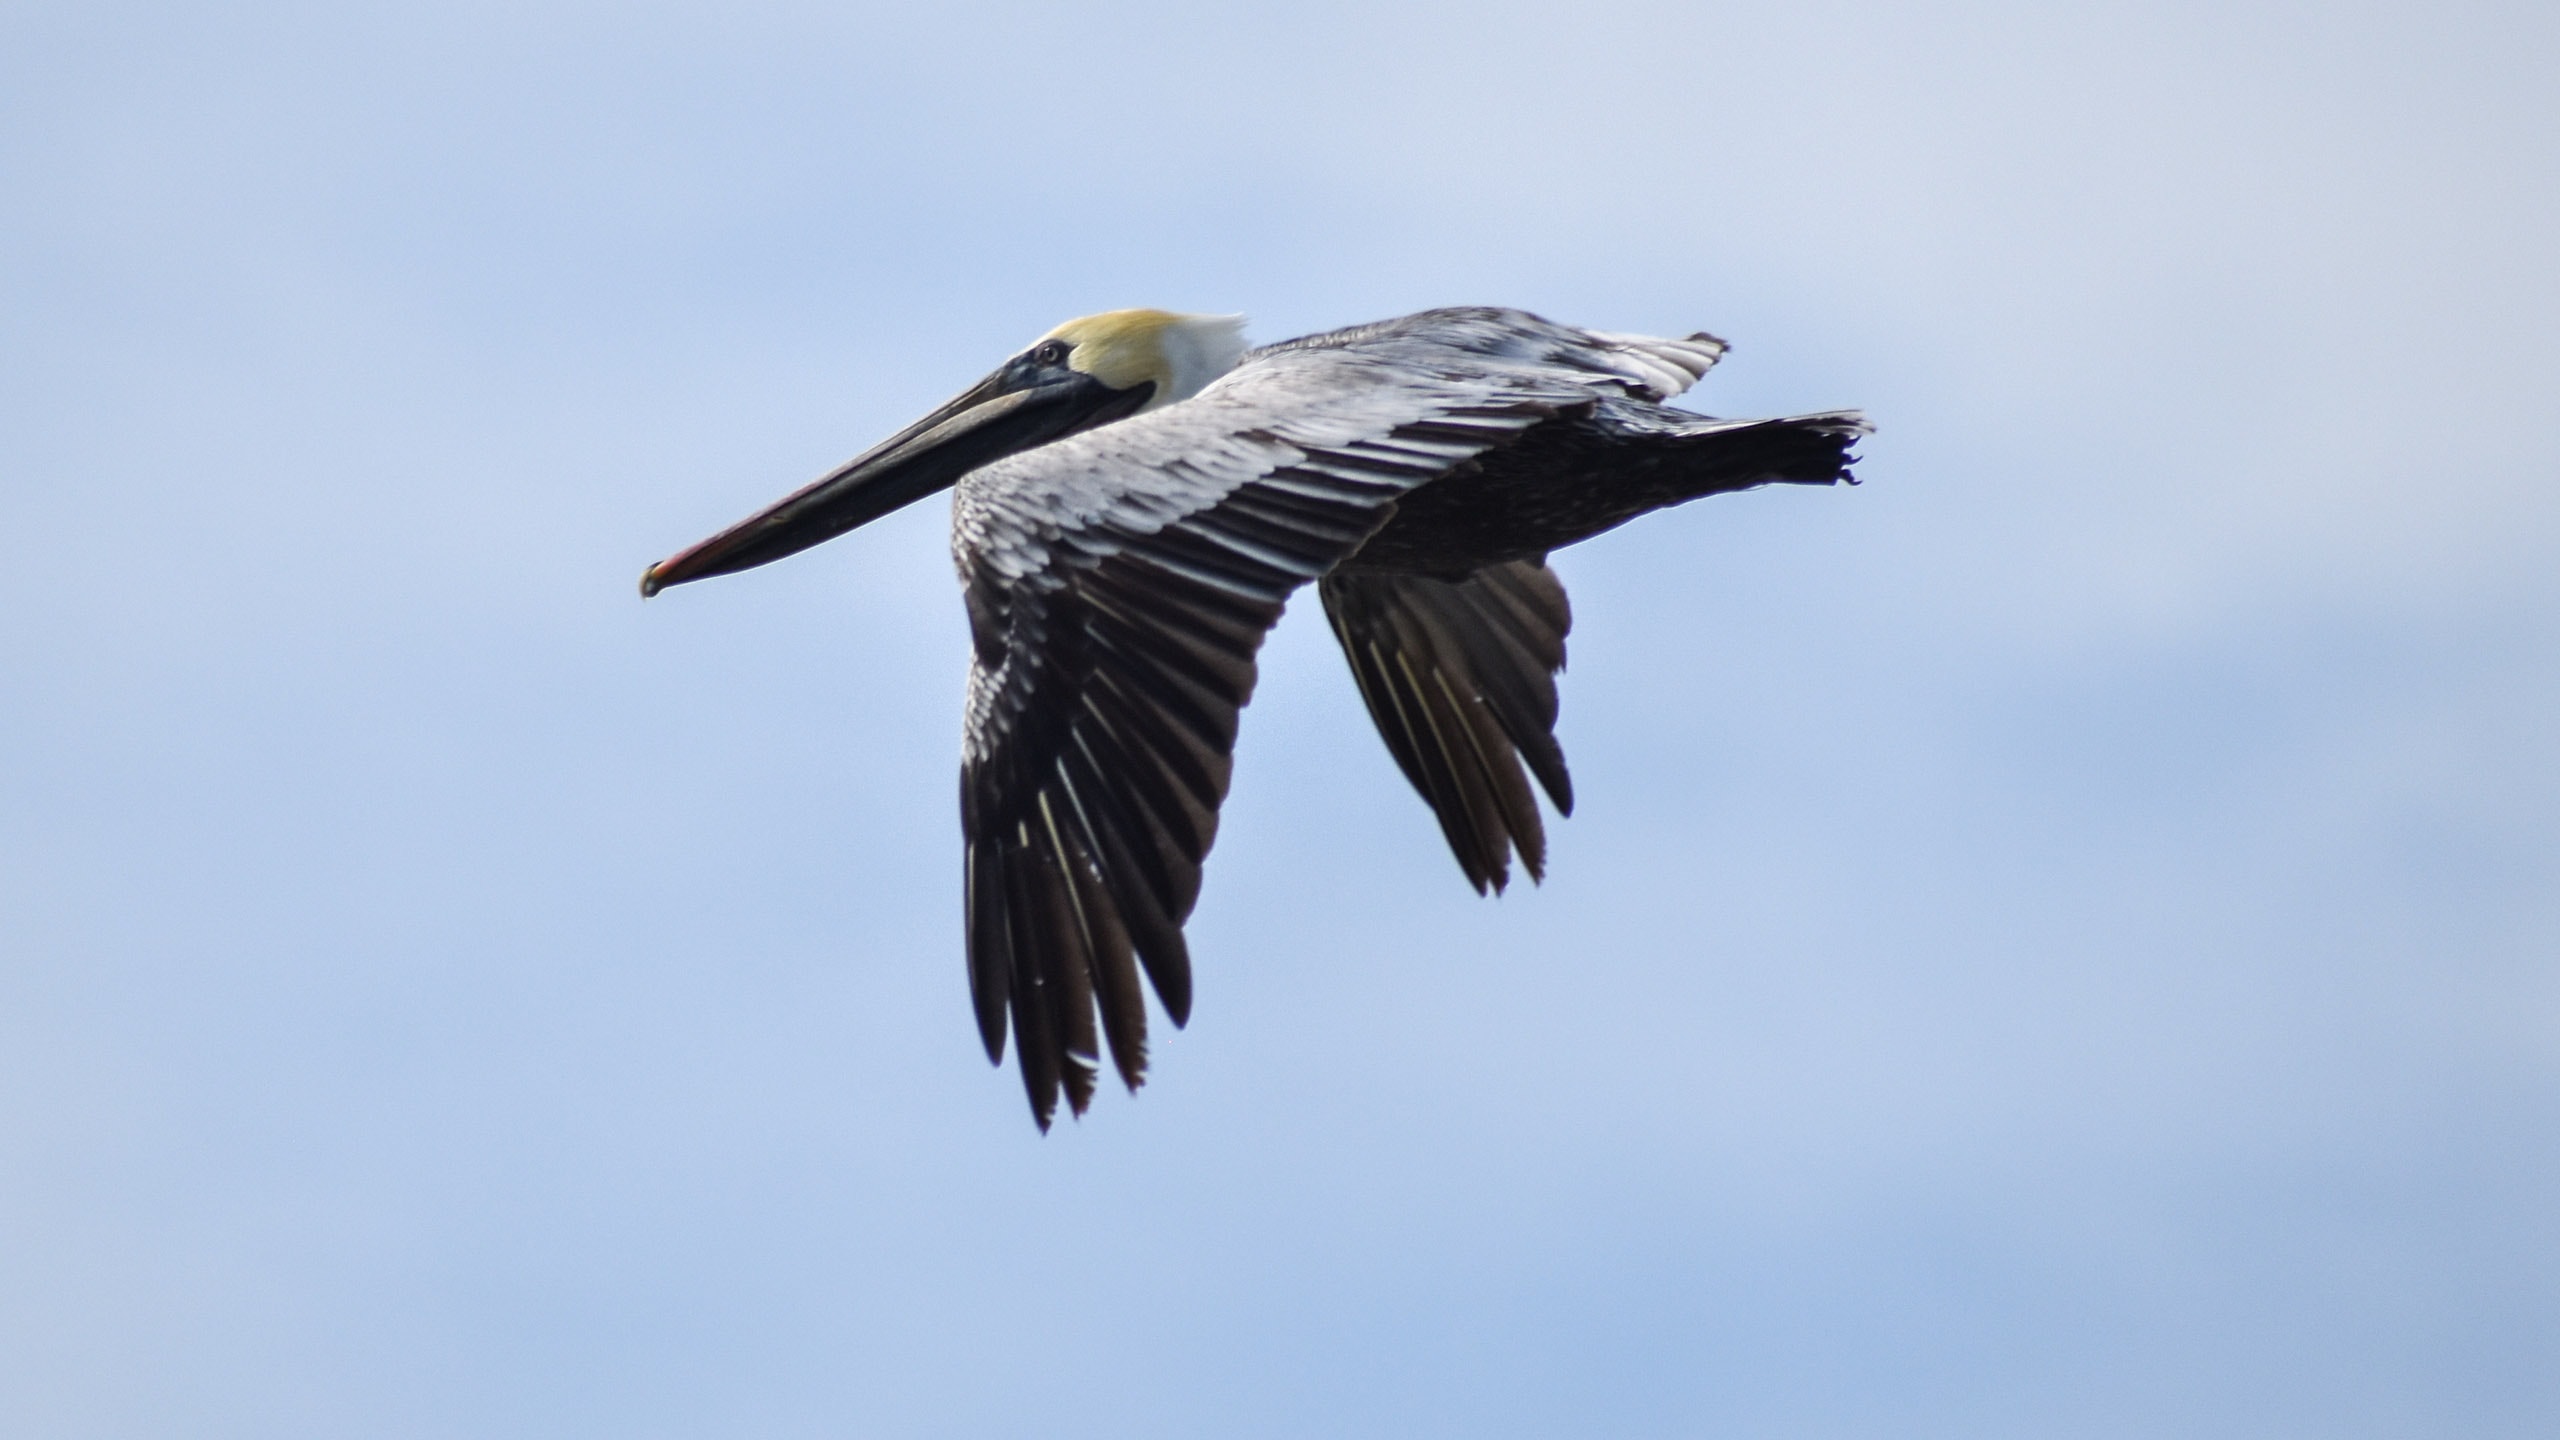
xmin=640 ymin=310 xmax=1248 ymax=596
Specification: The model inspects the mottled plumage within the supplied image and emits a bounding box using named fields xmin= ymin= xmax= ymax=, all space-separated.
xmin=642 ymin=306 xmax=1866 ymax=1128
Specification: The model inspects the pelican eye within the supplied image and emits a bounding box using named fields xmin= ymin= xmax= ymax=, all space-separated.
xmin=1030 ymin=339 xmax=1070 ymax=366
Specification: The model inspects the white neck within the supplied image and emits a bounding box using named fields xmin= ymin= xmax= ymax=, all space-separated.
xmin=1147 ymin=315 xmax=1250 ymax=408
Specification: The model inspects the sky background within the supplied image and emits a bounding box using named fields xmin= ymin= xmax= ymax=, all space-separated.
xmin=4 ymin=1 xmax=2555 ymax=1435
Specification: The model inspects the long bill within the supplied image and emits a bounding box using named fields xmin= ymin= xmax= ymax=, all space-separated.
xmin=640 ymin=366 xmax=1150 ymax=597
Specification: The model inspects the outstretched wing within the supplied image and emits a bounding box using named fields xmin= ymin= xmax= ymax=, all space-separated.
xmin=952 ymin=312 xmax=1701 ymax=1127
xmin=1317 ymin=401 xmax=1867 ymax=888
xmin=1318 ymin=559 xmax=1575 ymax=895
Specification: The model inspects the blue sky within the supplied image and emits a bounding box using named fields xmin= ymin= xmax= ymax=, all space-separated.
xmin=3 ymin=2 xmax=2554 ymax=1435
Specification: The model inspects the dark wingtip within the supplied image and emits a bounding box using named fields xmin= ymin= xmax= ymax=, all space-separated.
xmin=638 ymin=565 xmax=665 ymax=599
xmin=1063 ymin=1058 xmax=1097 ymax=1119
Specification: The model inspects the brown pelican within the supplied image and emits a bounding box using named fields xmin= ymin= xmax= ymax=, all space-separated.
xmin=642 ymin=307 xmax=1865 ymax=1127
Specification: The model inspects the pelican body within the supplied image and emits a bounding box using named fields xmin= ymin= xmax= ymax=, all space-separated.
xmin=643 ymin=307 xmax=1866 ymax=1128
